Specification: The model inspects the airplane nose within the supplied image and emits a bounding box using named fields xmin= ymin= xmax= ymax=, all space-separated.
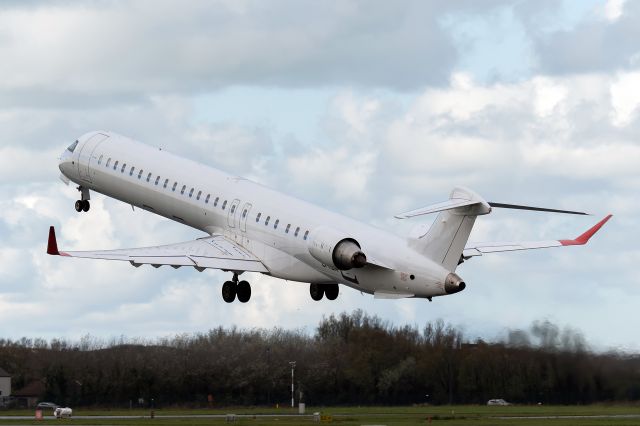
xmin=58 ymin=145 xmax=75 ymax=176
xmin=59 ymin=148 xmax=71 ymax=165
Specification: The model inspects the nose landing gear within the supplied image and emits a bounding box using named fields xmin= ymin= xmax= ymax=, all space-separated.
xmin=75 ymin=199 xmax=90 ymax=212
xmin=222 ymin=273 xmax=252 ymax=303
xmin=75 ymin=186 xmax=91 ymax=212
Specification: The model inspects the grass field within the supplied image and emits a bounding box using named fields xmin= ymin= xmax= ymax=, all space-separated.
xmin=1 ymin=405 xmax=639 ymax=425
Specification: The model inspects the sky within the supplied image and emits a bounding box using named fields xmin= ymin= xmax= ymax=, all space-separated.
xmin=0 ymin=0 xmax=639 ymax=352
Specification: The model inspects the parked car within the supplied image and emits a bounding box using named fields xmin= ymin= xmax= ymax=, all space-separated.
xmin=36 ymin=402 xmax=59 ymax=409
xmin=487 ymin=398 xmax=511 ymax=406
xmin=54 ymin=407 xmax=72 ymax=418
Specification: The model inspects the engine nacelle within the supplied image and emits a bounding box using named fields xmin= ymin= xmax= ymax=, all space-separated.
xmin=307 ymin=227 xmax=367 ymax=270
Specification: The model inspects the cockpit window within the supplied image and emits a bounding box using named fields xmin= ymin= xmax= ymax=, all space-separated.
xmin=66 ymin=140 xmax=79 ymax=153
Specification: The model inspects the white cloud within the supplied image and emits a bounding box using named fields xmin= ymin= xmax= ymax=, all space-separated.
xmin=604 ymin=0 xmax=626 ymax=22
xmin=610 ymin=71 xmax=640 ymax=126
xmin=0 ymin=0 xmax=465 ymax=105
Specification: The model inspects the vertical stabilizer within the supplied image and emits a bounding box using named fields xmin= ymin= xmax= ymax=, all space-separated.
xmin=408 ymin=187 xmax=490 ymax=271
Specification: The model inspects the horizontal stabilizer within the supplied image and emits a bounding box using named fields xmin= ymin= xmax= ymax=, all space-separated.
xmin=463 ymin=214 xmax=612 ymax=258
xmin=395 ymin=198 xmax=482 ymax=219
xmin=488 ymin=202 xmax=588 ymax=216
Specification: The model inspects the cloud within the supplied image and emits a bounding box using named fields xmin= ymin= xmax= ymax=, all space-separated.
xmin=0 ymin=0 xmax=472 ymax=108
xmin=0 ymin=0 xmax=639 ymax=352
xmin=531 ymin=0 xmax=640 ymax=74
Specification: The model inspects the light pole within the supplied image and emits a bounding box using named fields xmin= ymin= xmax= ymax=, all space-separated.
xmin=289 ymin=361 xmax=296 ymax=408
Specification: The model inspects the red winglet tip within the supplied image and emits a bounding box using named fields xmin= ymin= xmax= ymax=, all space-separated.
xmin=560 ymin=214 xmax=612 ymax=246
xmin=47 ymin=226 xmax=60 ymax=255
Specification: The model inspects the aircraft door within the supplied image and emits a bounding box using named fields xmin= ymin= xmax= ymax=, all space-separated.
xmin=77 ymin=133 xmax=109 ymax=182
xmin=240 ymin=203 xmax=252 ymax=232
xmin=227 ymin=199 xmax=240 ymax=228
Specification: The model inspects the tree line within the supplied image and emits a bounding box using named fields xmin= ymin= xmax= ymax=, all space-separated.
xmin=1 ymin=310 xmax=638 ymax=407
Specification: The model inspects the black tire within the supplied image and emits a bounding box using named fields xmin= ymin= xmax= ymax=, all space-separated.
xmin=309 ymin=283 xmax=323 ymax=301
xmin=324 ymin=284 xmax=339 ymax=301
xmin=222 ymin=281 xmax=236 ymax=303
xmin=82 ymin=200 xmax=90 ymax=212
xmin=237 ymin=280 xmax=251 ymax=303
xmin=75 ymin=200 xmax=83 ymax=212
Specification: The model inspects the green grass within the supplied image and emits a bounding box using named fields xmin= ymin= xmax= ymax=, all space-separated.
xmin=1 ymin=405 xmax=639 ymax=426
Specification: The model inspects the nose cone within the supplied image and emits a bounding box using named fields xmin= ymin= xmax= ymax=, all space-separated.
xmin=59 ymin=147 xmax=73 ymax=174
xmin=58 ymin=139 xmax=79 ymax=180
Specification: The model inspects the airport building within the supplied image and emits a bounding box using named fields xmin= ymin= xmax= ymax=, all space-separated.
xmin=0 ymin=367 xmax=10 ymax=407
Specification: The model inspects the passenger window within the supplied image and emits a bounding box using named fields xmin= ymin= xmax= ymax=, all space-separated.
xmin=106 ymin=158 xmax=111 ymax=168
xmin=138 ymin=169 xmax=143 ymax=179
xmin=285 ymin=224 xmax=291 ymax=233
xmin=113 ymin=160 xmax=119 ymax=170
xmin=222 ymin=200 xmax=227 ymax=210
xmin=197 ymin=191 xmax=202 ymax=200
xmin=181 ymin=185 xmax=186 ymax=195
xmin=172 ymin=182 xmax=177 ymax=191
xmin=130 ymin=166 xmax=135 ymax=176
xmin=121 ymin=163 xmax=126 ymax=173
xmin=303 ymin=230 xmax=309 ymax=240
xmin=146 ymin=172 xmax=152 ymax=182
xmin=205 ymin=194 xmax=210 ymax=203
xmin=163 ymin=179 xmax=169 ymax=188
xmin=256 ymin=213 xmax=262 ymax=222
xmin=189 ymin=188 xmax=194 ymax=197
xmin=242 ymin=209 xmax=247 ymax=218
xmin=295 ymin=227 xmax=300 ymax=237
xmin=265 ymin=216 xmax=270 ymax=226
xmin=155 ymin=176 xmax=160 ymax=185
xmin=274 ymin=219 xmax=279 ymax=229
xmin=98 ymin=155 xmax=103 ymax=165
xmin=214 ymin=197 xmax=219 ymax=207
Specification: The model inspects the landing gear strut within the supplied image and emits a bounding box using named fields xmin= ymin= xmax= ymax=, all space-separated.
xmin=75 ymin=186 xmax=90 ymax=212
xmin=222 ymin=273 xmax=252 ymax=303
xmin=309 ymin=283 xmax=339 ymax=301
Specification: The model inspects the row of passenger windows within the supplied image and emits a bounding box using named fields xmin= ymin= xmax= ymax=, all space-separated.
xmin=254 ymin=212 xmax=310 ymax=239
xmin=97 ymin=154 xmax=310 ymax=240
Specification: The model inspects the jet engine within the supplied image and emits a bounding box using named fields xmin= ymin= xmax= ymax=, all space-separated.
xmin=307 ymin=227 xmax=367 ymax=270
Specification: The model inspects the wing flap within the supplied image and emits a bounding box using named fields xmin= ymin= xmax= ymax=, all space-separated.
xmin=189 ymin=256 xmax=268 ymax=272
xmin=47 ymin=226 xmax=269 ymax=273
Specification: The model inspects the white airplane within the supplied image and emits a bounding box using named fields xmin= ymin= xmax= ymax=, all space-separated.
xmin=48 ymin=131 xmax=611 ymax=303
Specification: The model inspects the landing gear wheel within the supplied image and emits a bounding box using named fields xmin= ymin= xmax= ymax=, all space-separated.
xmin=237 ymin=280 xmax=251 ymax=303
xmin=310 ymin=283 xmax=324 ymax=301
xmin=75 ymin=200 xmax=83 ymax=212
xmin=324 ymin=284 xmax=339 ymax=301
xmin=82 ymin=200 xmax=90 ymax=212
xmin=222 ymin=281 xmax=236 ymax=303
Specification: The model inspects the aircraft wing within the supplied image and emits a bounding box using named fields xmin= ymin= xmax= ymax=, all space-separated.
xmin=462 ymin=215 xmax=612 ymax=258
xmin=46 ymin=226 xmax=269 ymax=273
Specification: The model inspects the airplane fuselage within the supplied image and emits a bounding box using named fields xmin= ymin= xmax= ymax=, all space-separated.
xmin=58 ymin=131 xmax=454 ymax=299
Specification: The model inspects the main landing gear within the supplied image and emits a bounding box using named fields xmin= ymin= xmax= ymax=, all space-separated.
xmin=222 ymin=273 xmax=252 ymax=303
xmin=309 ymin=283 xmax=339 ymax=301
xmin=75 ymin=186 xmax=90 ymax=212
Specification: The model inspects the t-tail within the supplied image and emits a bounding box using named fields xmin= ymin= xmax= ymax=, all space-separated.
xmin=395 ymin=187 xmax=590 ymax=273
xmin=397 ymin=187 xmax=491 ymax=272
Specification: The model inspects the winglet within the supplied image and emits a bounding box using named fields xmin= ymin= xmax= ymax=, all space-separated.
xmin=47 ymin=226 xmax=60 ymax=255
xmin=560 ymin=214 xmax=612 ymax=246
